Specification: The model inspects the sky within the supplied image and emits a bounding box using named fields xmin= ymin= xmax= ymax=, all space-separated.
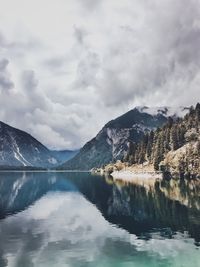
xmin=0 ymin=0 xmax=200 ymax=150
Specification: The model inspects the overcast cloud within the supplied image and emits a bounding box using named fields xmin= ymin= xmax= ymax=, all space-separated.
xmin=0 ymin=0 xmax=200 ymax=149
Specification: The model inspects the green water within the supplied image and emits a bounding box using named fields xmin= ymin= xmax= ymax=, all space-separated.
xmin=0 ymin=172 xmax=199 ymax=267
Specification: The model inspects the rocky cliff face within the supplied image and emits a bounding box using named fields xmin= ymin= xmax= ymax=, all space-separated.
xmin=60 ymin=106 xmax=188 ymax=170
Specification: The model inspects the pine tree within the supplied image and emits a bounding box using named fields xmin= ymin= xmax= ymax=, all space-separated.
xmin=147 ymin=131 xmax=154 ymax=160
xmin=170 ymin=125 xmax=179 ymax=150
xmin=153 ymin=133 xmax=164 ymax=170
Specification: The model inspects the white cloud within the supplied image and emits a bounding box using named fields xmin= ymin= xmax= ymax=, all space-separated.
xmin=0 ymin=58 xmax=14 ymax=91
xmin=0 ymin=0 xmax=199 ymax=149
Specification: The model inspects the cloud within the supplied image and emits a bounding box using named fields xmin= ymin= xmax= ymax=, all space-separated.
xmin=77 ymin=0 xmax=103 ymax=12
xmin=74 ymin=51 xmax=100 ymax=88
xmin=0 ymin=0 xmax=199 ymax=149
xmin=91 ymin=0 xmax=200 ymax=107
xmin=0 ymin=32 xmax=6 ymax=47
xmin=0 ymin=59 xmax=14 ymax=91
xmin=73 ymin=25 xmax=88 ymax=45
xmin=21 ymin=70 xmax=38 ymax=91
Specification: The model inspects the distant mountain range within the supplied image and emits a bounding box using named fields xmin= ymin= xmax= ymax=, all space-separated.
xmin=59 ymin=106 xmax=190 ymax=170
xmin=0 ymin=106 xmax=190 ymax=170
xmin=0 ymin=121 xmax=78 ymax=169
xmin=50 ymin=149 xmax=78 ymax=163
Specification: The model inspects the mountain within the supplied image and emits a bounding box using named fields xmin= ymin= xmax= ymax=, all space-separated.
xmin=0 ymin=121 xmax=77 ymax=168
xmin=125 ymin=104 xmax=200 ymax=178
xmin=51 ymin=149 xmax=79 ymax=162
xmin=59 ymin=106 xmax=189 ymax=170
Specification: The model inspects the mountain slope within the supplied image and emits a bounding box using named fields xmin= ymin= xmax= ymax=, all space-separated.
xmin=125 ymin=104 xmax=200 ymax=178
xmin=60 ymin=106 xmax=189 ymax=170
xmin=0 ymin=121 xmax=76 ymax=168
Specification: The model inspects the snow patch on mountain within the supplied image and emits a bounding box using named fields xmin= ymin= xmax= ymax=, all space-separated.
xmin=12 ymin=138 xmax=32 ymax=166
xmin=4 ymin=130 xmax=32 ymax=166
xmin=48 ymin=157 xmax=58 ymax=165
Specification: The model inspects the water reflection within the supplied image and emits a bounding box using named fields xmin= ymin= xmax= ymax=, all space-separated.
xmin=0 ymin=172 xmax=78 ymax=218
xmin=104 ymin=177 xmax=200 ymax=244
xmin=0 ymin=172 xmax=199 ymax=267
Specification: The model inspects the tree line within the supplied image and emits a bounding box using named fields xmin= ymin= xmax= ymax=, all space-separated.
xmin=124 ymin=103 xmax=200 ymax=172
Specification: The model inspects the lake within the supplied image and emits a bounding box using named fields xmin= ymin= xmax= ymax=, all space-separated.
xmin=0 ymin=171 xmax=199 ymax=267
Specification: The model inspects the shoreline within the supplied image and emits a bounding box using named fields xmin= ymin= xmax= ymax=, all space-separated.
xmin=111 ymin=170 xmax=163 ymax=181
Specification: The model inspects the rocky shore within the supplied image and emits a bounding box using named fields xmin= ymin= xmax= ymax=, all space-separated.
xmin=91 ymin=160 xmax=163 ymax=181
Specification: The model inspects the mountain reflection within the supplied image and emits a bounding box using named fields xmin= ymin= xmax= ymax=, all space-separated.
xmin=103 ymin=177 xmax=200 ymax=244
xmin=0 ymin=171 xmax=199 ymax=244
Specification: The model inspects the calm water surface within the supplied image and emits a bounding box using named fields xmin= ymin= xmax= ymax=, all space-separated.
xmin=0 ymin=171 xmax=199 ymax=267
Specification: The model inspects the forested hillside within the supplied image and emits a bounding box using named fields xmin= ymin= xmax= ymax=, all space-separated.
xmin=125 ymin=103 xmax=200 ymax=178
xmin=59 ymin=107 xmax=185 ymax=170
